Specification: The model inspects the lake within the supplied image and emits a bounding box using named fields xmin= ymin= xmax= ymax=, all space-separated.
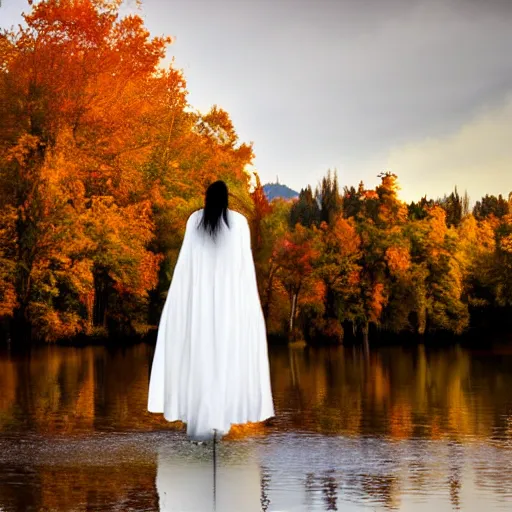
xmin=0 ymin=341 xmax=511 ymax=511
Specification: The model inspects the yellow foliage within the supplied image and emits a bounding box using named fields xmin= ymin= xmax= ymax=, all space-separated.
xmin=385 ymin=246 xmax=411 ymax=275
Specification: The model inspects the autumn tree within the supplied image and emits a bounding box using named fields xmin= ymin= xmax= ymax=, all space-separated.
xmin=456 ymin=214 xmax=496 ymax=308
xmin=256 ymin=199 xmax=292 ymax=329
xmin=311 ymin=218 xmax=361 ymax=343
xmin=348 ymin=174 xmax=407 ymax=340
xmin=250 ymin=172 xmax=272 ymax=256
xmin=316 ymin=169 xmax=342 ymax=225
xmin=0 ymin=207 xmax=18 ymax=318
xmin=493 ymin=214 xmax=512 ymax=307
xmin=0 ymin=0 xmax=180 ymax=340
xmin=274 ymin=224 xmax=319 ymax=340
xmin=249 ymin=172 xmax=274 ymax=314
xmin=342 ymin=181 xmax=366 ymax=220
xmin=375 ymin=172 xmax=408 ymax=227
xmin=0 ymin=0 xmax=256 ymax=342
xmin=407 ymin=206 xmax=469 ymax=334
xmin=473 ymin=194 xmax=510 ymax=220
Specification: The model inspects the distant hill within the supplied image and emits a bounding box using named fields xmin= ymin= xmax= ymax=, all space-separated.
xmin=263 ymin=182 xmax=299 ymax=201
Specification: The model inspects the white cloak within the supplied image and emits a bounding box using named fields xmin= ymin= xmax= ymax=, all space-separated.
xmin=147 ymin=209 xmax=274 ymax=440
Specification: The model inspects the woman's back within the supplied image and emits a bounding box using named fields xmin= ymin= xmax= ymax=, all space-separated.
xmin=148 ymin=202 xmax=274 ymax=440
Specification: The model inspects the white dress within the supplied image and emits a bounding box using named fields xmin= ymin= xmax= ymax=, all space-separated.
xmin=147 ymin=208 xmax=274 ymax=440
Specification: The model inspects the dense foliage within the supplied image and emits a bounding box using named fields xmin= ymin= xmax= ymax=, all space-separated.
xmin=257 ymin=172 xmax=512 ymax=343
xmin=0 ymin=0 xmax=253 ymax=341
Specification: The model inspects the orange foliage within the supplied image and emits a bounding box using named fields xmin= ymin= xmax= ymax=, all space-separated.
xmin=0 ymin=0 xmax=256 ymax=340
xmin=385 ymin=246 xmax=411 ymax=276
xmin=368 ymin=282 xmax=386 ymax=324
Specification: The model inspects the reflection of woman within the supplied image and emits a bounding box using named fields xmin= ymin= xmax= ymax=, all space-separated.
xmin=156 ymin=442 xmax=262 ymax=511
xmin=148 ymin=181 xmax=274 ymax=440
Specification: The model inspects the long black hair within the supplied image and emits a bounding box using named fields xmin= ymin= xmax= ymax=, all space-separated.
xmin=199 ymin=180 xmax=230 ymax=238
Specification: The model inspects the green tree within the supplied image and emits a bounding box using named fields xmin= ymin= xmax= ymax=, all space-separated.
xmin=408 ymin=196 xmax=435 ymax=221
xmin=493 ymin=214 xmax=512 ymax=307
xmin=438 ymin=187 xmax=463 ymax=227
xmin=316 ymin=169 xmax=342 ymax=225
xmin=290 ymin=185 xmax=320 ymax=228
xmin=473 ymin=194 xmax=509 ymax=220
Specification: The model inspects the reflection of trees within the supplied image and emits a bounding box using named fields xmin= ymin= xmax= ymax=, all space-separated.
xmin=321 ymin=469 xmax=338 ymax=511
xmin=0 ymin=343 xmax=275 ymax=437
xmin=270 ymin=344 xmax=512 ymax=442
xmin=0 ymin=353 xmax=16 ymax=430
xmin=39 ymin=462 xmax=157 ymax=511
xmin=0 ymin=344 xmax=172 ymax=435
xmin=266 ymin=344 xmax=512 ymax=508
xmin=3 ymin=346 xmax=97 ymax=434
xmin=0 ymin=464 xmax=41 ymax=511
xmin=449 ymin=466 xmax=462 ymax=510
xmin=358 ymin=473 xmax=401 ymax=510
xmin=304 ymin=472 xmax=316 ymax=510
xmin=93 ymin=343 xmax=171 ymax=431
xmin=260 ymin=465 xmax=271 ymax=512
xmin=303 ymin=469 xmax=401 ymax=511
xmin=303 ymin=471 xmax=340 ymax=511
xmin=445 ymin=441 xmax=463 ymax=510
xmin=3 ymin=342 xmax=511 ymax=441
xmin=271 ymin=346 xmax=364 ymax=435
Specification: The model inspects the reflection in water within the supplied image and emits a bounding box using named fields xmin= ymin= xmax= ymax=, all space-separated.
xmin=1 ymin=342 xmax=512 ymax=441
xmin=0 ymin=342 xmax=512 ymax=511
xmin=0 ymin=343 xmax=172 ymax=435
xmin=0 ymin=439 xmax=160 ymax=511
xmin=260 ymin=466 xmax=271 ymax=512
xmin=448 ymin=442 xmax=463 ymax=511
xmin=156 ymin=442 xmax=261 ymax=512
xmin=270 ymin=343 xmax=512 ymax=441
xmin=321 ymin=469 xmax=338 ymax=511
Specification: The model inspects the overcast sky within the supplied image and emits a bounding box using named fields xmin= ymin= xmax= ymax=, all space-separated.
xmin=2 ymin=0 xmax=512 ymax=202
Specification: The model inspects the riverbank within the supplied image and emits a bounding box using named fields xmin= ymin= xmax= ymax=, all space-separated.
xmin=1 ymin=320 xmax=511 ymax=351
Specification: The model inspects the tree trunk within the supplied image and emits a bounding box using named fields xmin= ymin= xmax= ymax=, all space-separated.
xmin=15 ymin=217 xmax=37 ymax=334
xmin=263 ymin=267 xmax=275 ymax=322
xmin=362 ymin=321 xmax=369 ymax=355
xmin=93 ymin=269 xmax=110 ymax=328
xmin=325 ymin=284 xmax=336 ymax=319
xmin=289 ymin=291 xmax=298 ymax=338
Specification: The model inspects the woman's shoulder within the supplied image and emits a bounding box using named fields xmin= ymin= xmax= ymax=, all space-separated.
xmin=186 ymin=209 xmax=202 ymax=227
xmin=228 ymin=209 xmax=248 ymax=225
xmin=188 ymin=209 xmax=203 ymax=219
xmin=186 ymin=208 xmax=247 ymax=228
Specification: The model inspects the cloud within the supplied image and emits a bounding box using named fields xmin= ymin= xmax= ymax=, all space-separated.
xmin=217 ymin=0 xmax=512 ymax=192
xmin=2 ymin=0 xmax=512 ymax=200
xmin=385 ymin=94 xmax=512 ymax=203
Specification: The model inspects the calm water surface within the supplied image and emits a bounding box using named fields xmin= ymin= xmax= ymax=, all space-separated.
xmin=1 ymin=341 xmax=512 ymax=511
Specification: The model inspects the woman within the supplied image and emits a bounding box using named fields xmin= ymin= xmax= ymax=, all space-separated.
xmin=147 ymin=180 xmax=274 ymax=440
